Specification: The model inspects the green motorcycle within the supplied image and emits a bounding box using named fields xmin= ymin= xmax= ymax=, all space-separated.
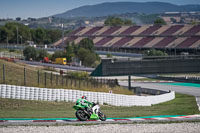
xmin=73 ymin=102 xmax=106 ymax=121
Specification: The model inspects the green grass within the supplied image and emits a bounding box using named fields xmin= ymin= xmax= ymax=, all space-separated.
xmin=0 ymin=59 xmax=133 ymax=95
xmin=0 ymin=93 xmax=199 ymax=118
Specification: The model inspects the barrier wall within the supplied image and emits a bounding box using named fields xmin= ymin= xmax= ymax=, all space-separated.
xmin=0 ymin=84 xmax=175 ymax=106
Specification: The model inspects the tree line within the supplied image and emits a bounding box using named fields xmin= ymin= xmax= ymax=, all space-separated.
xmin=52 ymin=38 xmax=100 ymax=67
xmin=0 ymin=22 xmax=62 ymax=45
xmin=104 ymin=16 xmax=166 ymax=26
xmin=23 ymin=38 xmax=100 ymax=67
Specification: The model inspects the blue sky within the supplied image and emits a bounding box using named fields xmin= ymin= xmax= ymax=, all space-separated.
xmin=0 ymin=0 xmax=199 ymax=19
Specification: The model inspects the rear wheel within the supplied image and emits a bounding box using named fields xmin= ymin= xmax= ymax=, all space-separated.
xmin=98 ymin=112 xmax=106 ymax=121
xmin=76 ymin=110 xmax=88 ymax=121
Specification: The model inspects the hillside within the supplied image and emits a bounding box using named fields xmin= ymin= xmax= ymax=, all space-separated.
xmin=53 ymin=2 xmax=200 ymax=18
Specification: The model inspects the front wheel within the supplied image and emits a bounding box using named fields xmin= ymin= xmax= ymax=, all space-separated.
xmin=76 ymin=110 xmax=88 ymax=121
xmin=98 ymin=111 xmax=106 ymax=121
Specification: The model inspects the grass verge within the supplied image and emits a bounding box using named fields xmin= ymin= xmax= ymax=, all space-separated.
xmin=0 ymin=59 xmax=133 ymax=95
xmin=0 ymin=93 xmax=199 ymax=118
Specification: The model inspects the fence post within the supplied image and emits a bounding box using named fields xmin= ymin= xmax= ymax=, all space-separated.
xmin=96 ymin=78 xmax=99 ymax=88
xmin=100 ymin=78 xmax=103 ymax=88
xmin=56 ymin=75 xmax=58 ymax=86
xmin=104 ymin=79 xmax=106 ymax=87
xmin=3 ymin=64 xmax=5 ymax=84
xmin=94 ymin=78 xmax=96 ymax=88
xmin=24 ymin=67 xmax=26 ymax=86
xmin=92 ymin=78 xmax=95 ymax=88
xmin=86 ymin=78 xmax=89 ymax=87
xmin=128 ymin=75 xmax=131 ymax=90
xmin=38 ymin=70 xmax=40 ymax=86
xmin=62 ymin=75 xmax=64 ymax=86
xmin=51 ymin=72 xmax=53 ymax=86
xmin=44 ymin=72 xmax=47 ymax=87
xmin=79 ymin=78 xmax=81 ymax=88
xmin=70 ymin=76 xmax=73 ymax=89
xmin=74 ymin=78 xmax=77 ymax=88
xmin=66 ymin=76 xmax=68 ymax=86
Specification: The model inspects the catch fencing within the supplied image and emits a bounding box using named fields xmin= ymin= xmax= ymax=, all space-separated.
xmin=0 ymin=84 xmax=175 ymax=106
xmin=0 ymin=63 xmax=117 ymax=89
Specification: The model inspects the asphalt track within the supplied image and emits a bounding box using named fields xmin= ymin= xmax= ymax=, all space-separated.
xmin=1 ymin=115 xmax=200 ymax=126
xmin=119 ymin=81 xmax=200 ymax=96
xmin=15 ymin=60 xmax=94 ymax=72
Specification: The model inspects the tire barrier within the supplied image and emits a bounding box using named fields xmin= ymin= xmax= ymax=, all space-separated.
xmin=0 ymin=84 xmax=175 ymax=106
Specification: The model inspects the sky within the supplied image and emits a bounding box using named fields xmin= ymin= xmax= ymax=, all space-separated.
xmin=0 ymin=0 xmax=200 ymax=19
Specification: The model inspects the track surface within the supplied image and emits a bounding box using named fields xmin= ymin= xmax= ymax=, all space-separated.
xmin=15 ymin=60 xmax=94 ymax=72
xmin=1 ymin=115 xmax=200 ymax=125
xmin=119 ymin=81 xmax=200 ymax=96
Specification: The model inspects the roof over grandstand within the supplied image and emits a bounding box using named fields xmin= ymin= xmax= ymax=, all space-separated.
xmin=54 ymin=25 xmax=200 ymax=50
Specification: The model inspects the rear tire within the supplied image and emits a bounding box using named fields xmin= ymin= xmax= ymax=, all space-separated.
xmin=76 ymin=110 xmax=88 ymax=121
xmin=98 ymin=112 xmax=106 ymax=121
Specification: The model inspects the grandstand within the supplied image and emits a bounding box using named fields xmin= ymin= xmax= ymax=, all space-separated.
xmin=54 ymin=25 xmax=200 ymax=54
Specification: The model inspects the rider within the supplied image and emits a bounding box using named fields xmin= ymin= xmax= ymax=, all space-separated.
xmin=76 ymin=96 xmax=93 ymax=113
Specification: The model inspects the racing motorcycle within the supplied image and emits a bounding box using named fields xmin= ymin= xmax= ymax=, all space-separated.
xmin=73 ymin=102 xmax=106 ymax=121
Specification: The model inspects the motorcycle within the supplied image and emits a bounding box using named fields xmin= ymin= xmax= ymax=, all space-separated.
xmin=73 ymin=102 xmax=106 ymax=121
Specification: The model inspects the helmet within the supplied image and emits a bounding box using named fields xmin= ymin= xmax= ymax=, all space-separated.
xmin=81 ymin=96 xmax=87 ymax=99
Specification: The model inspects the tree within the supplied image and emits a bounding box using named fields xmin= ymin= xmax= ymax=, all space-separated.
xmin=77 ymin=48 xmax=97 ymax=66
xmin=51 ymin=51 xmax=65 ymax=61
xmin=104 ymin=17 xmax=134 ymax=26
xmin=0 ymin=22 xmax=61 ymax=45
xmin=154 ymin=18 xmax=166 ymax=25
xmin=78 ymin=38 xmax=94 ymax=52
xmin=145 ymin=49 xmax=168 ymax=56
xmin=104 ymin=17 xmax=124 ymax=26
xmin=45 ymin=29 xmax=62 ymax=44
xmin=23 ymin=46 xmax=37 ymax=60
xmin=33 ymin=28 xmax=46 ymax=44
xmin=64 ymin=42 xmax=75 ymax=62
xmin=37 ymin=49 xmax=48 ymax=61
xmin=0 ymin=27 xmax=12 ymax=43
xmin=124 ymin=19 xmax=133 ymax=25
xmin=0 ymin=22 xmax=31 ymax=44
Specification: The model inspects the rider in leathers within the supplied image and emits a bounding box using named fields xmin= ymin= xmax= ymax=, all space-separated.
xmin=76 ymin=96 xmax=96 ymax=114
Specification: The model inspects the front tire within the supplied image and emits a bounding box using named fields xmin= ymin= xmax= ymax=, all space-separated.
xmin=98 ymin=112 xmax=106 ymax=121
xmin=76 ymin=110 xmax=88 ymax=121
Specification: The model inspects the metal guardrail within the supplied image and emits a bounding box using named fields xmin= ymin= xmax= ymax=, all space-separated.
xmin=142 ymin=55 xmax=200 ymax=60
xmin=0 ymin=44 xmax=63 ymax=51
xmin=157 ymin=76 xmax=200 ymax=83
xmin=105 ymin=55 xmax=200 ymax=62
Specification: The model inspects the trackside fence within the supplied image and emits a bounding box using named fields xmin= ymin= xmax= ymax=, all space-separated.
xmin=0 ymin=84 xmax=175 ymax=106
xmin=0 ymin=63 xmax=118 ymax=89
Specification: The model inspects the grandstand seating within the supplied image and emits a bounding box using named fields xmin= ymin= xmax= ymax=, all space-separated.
xmin=154 ymin=37 xmax=176 ymax=48
xmin=54 ymin=25 xmax=200 ymax=50
xmin=131 ymin=37 xmax=155 ymax=48
xmin=95 ymin=37 xmax=114 ymax=47
xmin=161 ymin=25 xmax=184 ymax=35
xmin=176 ymin=37 xmax=200 ymax=48
xmin=140 ymin=25 xmax=161 ymax=35
xmin=84 ymin=27 xmax=103 ymax=35
xmin=68 ymin=27 xmax=85 ymax=35
xmin=120 ymin=26 xmax=141 ymax=35
xmin=131 ymin=26 xmax=149 ymax=35
xmin=144 ymin=37 xmax=164 ymax=48
xmin=101 ymin=26 xmax=121 ymax=35
xmin=112 ymin=37 xmax=133 ymax=48
xmin=183 ymin=25 xmax=200 ymax=35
